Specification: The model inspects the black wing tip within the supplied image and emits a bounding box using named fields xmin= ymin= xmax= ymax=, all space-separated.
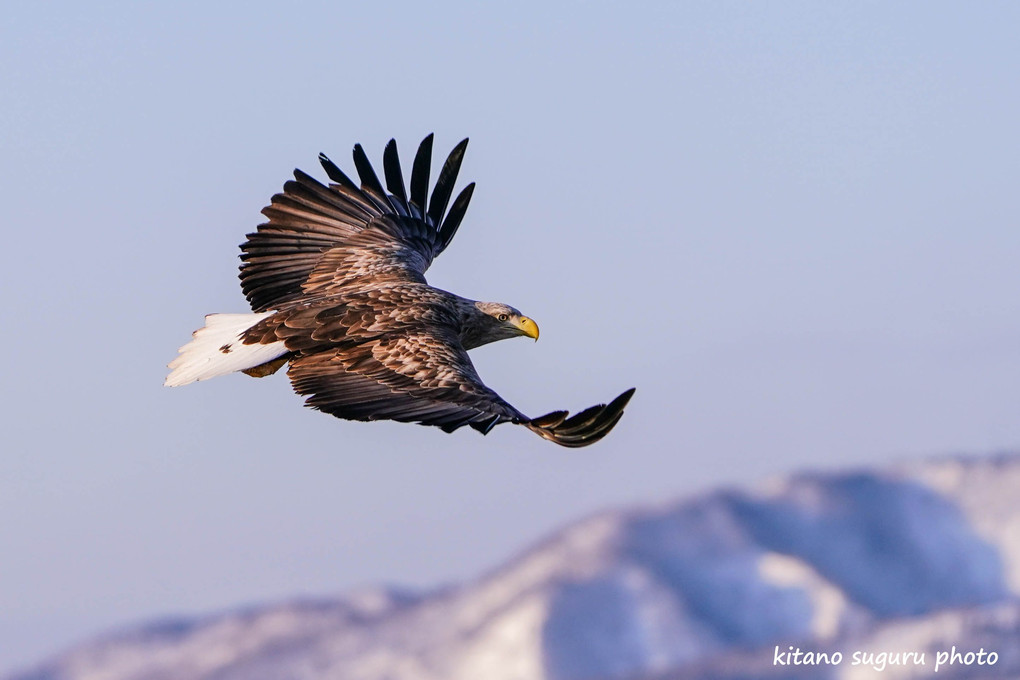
xmin=525 ymin=388 xmax=636 ymax=448
xmin=615 ymin=387 xmax=637 ymax=407
xmin=419 ymin=134 xmax=436 ymax=157
xmin=409 ymin=134 xmax=435 ymax=216
xmin=427 ymin=137 xmax=471 ymax=226
xmin=319 ymin=134 xmax=474 ymax=236
xmin=317 ymin=151 xmax=335 ymax=168
xmin=318 ymin=152 xmax=357 ymax=189
xmin=438 ymin=182 xmax=476 ymax=249
xmin=352 ymin=143 xmax=385 ymax=193
xmin=382 ymin=138 xmax=408 ymax=203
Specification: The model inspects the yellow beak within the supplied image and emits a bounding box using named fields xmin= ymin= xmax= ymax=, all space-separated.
xmin=515 ymin=316 xmax=540 ymax=341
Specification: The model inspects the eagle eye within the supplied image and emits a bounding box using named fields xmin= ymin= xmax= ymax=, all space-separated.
xmin=498 ymin=313 xmax=509 ymax=321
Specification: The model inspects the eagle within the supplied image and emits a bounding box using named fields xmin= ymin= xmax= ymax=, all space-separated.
xmin=166 ymin=135 xmax=634 ymax=447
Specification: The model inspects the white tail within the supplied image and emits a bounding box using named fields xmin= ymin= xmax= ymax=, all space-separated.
xmin=165 ymin=312 xmax=288 ymax=387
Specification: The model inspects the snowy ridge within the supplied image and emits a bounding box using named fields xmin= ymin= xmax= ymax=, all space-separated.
xmin=9 ymin=453 xmax=1020 ymax=680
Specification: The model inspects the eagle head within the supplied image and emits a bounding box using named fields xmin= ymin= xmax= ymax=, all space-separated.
xmin=459 ymin=301 xmax=540 ymax=349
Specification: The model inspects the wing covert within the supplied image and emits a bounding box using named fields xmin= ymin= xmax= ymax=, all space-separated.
xmin=287 ymin=330 xmax=525 ymax=433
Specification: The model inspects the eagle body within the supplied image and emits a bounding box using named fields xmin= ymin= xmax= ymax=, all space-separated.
xmin=167 ymin=136 xmax=633 ymax=447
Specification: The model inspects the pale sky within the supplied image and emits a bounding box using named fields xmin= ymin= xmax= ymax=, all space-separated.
xmin=2 ymin=1 xmax=1019 ymax=672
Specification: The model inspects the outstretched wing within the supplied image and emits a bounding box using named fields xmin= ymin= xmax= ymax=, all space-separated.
xmin=286 ymin=329 xmax=527 ymax=434
xmin=244 ymin=292 xmax=636 ymax=446
xmin=239 ymin=135 xmax=475 ymax=313
xmin=288 ymin=335 xmax=635 ymax=446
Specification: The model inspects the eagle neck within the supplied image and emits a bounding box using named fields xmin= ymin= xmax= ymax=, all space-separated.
xmin=452 ymin=296 xmax=496 ymax=350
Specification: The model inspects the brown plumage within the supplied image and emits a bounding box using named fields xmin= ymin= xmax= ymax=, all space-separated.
xmin=167 ymin=135 xmax=634 ymax=447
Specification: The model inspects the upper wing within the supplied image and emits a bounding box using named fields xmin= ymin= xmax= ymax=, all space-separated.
xmin=239 ymin=135 xmax=475 ymax=312
xmin=286 ymin=329 xmax=527 ymax=434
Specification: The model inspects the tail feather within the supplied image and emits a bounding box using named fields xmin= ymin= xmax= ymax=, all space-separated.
xmin=165 ymin=312 xmax=287 ymax=387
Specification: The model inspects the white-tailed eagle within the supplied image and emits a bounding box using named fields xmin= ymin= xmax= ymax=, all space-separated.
xmin=166 ymin=136 xmax=634 ymax=447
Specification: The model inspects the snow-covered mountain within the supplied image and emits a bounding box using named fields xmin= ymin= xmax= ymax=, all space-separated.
xmin=10 ymin=454 xmax=1020 ymax=680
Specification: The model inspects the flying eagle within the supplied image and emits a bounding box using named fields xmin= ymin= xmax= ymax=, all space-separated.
xmin=166 ymin=135 xmax=634 ymax=447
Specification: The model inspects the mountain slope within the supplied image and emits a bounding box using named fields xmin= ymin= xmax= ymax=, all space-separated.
xmin=10 ymin=454 xmax=1020 ymax=680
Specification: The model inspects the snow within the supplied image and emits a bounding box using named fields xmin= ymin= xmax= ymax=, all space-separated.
xmin=9 ymin=453 xmax=1020 ymax=680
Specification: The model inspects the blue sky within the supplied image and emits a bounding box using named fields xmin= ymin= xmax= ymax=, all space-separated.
xmin=2 ymin=1 xmax=1019 ymax=672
